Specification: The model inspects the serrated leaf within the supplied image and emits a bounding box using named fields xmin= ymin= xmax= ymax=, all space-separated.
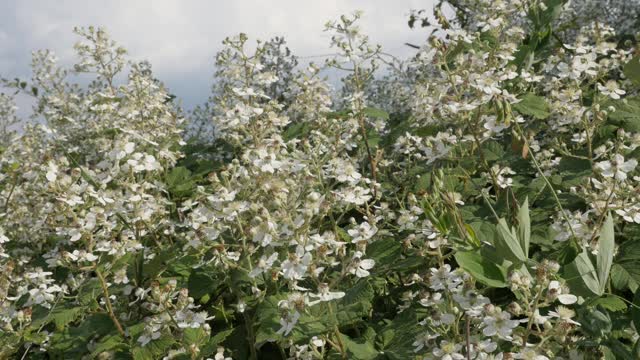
xmin=615 ymin=239 xmax=640 ymax=286
xmin=517 ymin=198 xmax=530 ymax=258
xmin=454 ymin=251 xmax=507 ymax=287
xmin=374 ymin=309 xmax=422 ymax=360
xmin=632 ymin=291 xmax=640 ymax=332
xmin=363 ymin=107 xmax=390 ymax=120
xmin=132 ymin=336 xmax=176 ymax=360
xmin=337 ymin=334 xmax=379 ymax=360
xmin=597 ymin=215 xmax=615 ymax=295
xmin=91 ymin=334 xmax=126 ymax=357
xmin=495 ymin=218 xmax=527 ymax=263
xmin=367 ymin=238 xmax=402 ymax=270
xmin=624 ymin=56 xmax=640 ymax=87
xmin=513 ymin=93 xmax=550 ymax=119
xmin=611 ymin=263 xmax=639 ymax=292
xmin=188 ymin=268 xmax=217 ymax=299
xmin=606 ymin=96 xmax=640 ymax=132
xmin=51 ymin=306 xmax=84 ymax=331
xmin=568 ymin=250 xmax=601 ymax=296
xmin=588 ymin=295 xmax=627 ymax=312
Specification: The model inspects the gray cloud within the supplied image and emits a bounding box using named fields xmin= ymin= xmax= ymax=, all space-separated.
xmin=0 ymin=0 xmax=433 ymax=110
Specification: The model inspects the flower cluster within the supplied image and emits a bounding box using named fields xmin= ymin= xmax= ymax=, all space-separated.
xmin=1 ymin=0 xmax=639 ymax=359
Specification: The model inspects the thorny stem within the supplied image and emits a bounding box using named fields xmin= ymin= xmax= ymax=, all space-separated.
xmin=590 ymin=182 xmax=616 ymax=243
xmin=96 ymin=269 xmax=126 ymax=338
xmin=513 ymin=121 xmax=578 ymax=241
xmin=327 ymin=302 xmax=347 ymax=358
xmin=522 ymin=286 xmax=544 ymax=347
xmin=465 ymin=315 xmax=472 ymax=360
xmin=244 ymin=312 xmax=258 ymax=360
xmin=2 ymin=173 xmax=18 ymax=212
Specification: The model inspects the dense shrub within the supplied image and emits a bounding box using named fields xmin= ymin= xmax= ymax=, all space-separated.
xmin=1 ymin=0 xmax=640 ymax=359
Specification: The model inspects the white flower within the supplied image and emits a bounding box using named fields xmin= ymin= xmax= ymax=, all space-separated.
xmin=236 ymin=300 xmax=246 ymax=313
xmin=616 ymin=204 xmax=640 ymax=224
xmin=176 ymin=310 xmax=213 ymax=329
xmin=27 ymin=284 xmax=63 ymax=308
xmin=413 ymin=332 xmax=438 ymax=352
xmin=137 ymin=331 xmax=161 ymax=346
xmin=418 ymin=292 xmax=444 ymax=307
xmin=308 ymin=283 xmax=345 ymax=305
xmin=513 ymin=349 xmax=549 ymax=360
xmin=429 ymin=264 xmax=462 ymax=291
xmin=547 ymin=280 xmax=577 ymax=305
xmin=45 ymin=161 xmax=58 ymax=182
xmin=595 ymin=154 xmax=637 ymax=181
xmin=0 ymin=228 xmax=9 ymax=244
xmin=432 ymin=340 xmax=465 ymax=360
xmin=483 ymin=115 xmax=508 ymax=137
xmin=328 ymin=159 xmax=362 ymax=184
xmin=252 ymin=221 xmax=277 ymax=247
xmin=548 ymin=306 xmax=580 ymax=326
xmin=214 ymin=347 xmax=232 ymax=360
xmin=249 ymin=253 xmax=278 ymax=278
xmin=66 ymin=250 xmax=98 ymax=263
xmin=124 ymin=142 xmax=136 ymax=154
xmin=281 ymin=246 xmax=312 ymax=280
xmin=347 ymin=222 xmax=378 ymax=243
xmin=431 ymin=312 xmax=456 ymax=326
xmin=470 ymin=339 xmax=498 ymax=359
xmin=453 ymin=290 xmax=490 ymax=317
xmin=113 ymin=268 xmax=129 ymax=284
xmin=276 ymin=310 xmax=300 ymax=336
xmin=127 ymin=153 xmax=162 ymax=172
xmin=348 ymin=251 xmax=375 ymax=278
xmin=482 ymin=308 xmax=520 ymax=339
xmin=250 ymin=148 xmax=283 ymax=173
xmin=597 ymin=80 xmax=625 ymax=99
xmin=551 ymin=210 xmax=591 ymax=243
xmin=489 ymin=165 xmax=516 ymax=189
xmin=337 ymin=186 xmax=372 ymax=205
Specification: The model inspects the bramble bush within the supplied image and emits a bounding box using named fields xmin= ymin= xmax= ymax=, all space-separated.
xmin=1 ymin=0 xmax=640 ymax=359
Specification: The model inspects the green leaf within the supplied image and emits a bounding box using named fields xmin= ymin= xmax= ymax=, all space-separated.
xmin=568 ymin=250 xmax=601 ymax=296
xmin=624 ymin=56 xmax=640 ymax=87
xmin=367 ymin=238 xmax=402 ymax=271
xmin=596 ymin=215 xmax=615 ymax=295
xmin=51 ymin=306 xmax=84 ymax=331
xmin=606 ymin=96 xmax=640 ymax=132
xmin=495 ymin=218 xmax=527 ymax=263
xmin=202 ymin=328 xmax=234 ymax=354
xmin=454 ymin=251 xmax=507 ymax=287
xmin=90 ymin=334 xmax=126 ymax=357
xmin=363 ymin=107 xmax=390 ymax=120
xmin=283 ymin=122 xmax=311 ymax=141
xmin=132 ymin=335 xmax=176 ymax=360
xmin=513 ymin=93 xmax=550 ymax=119
xmin=632 ymin=290 xmax=640 ymax=332
xmin=188 ymin=268 xmax=218 ymax=299
xmin=338 ymin=334 xmax=379 ymax=360
xmin=517 ymin=198 xmax=531 ymax=259
xmin=606 ymin=338 xmax=634 ymax=359
xmin=578 ymin=307 xmax=612 ymax=338
xmin=611 ymin=263 xmax=639 ymax=292
xmin=615 ymin=240 xmax=640 ymax=286
xmin=588 ymin=295 xmax=627 ymax=312
xmin=374 ymin=309 xmax=423 ymax=360
xmin=165 ymin=166 xmax=195 ymax=198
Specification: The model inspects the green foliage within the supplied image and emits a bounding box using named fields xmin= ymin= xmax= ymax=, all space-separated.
xmin=512 ymin=93 xmax=550 ymax=119
xmin=1 ymin=0 xmax=639 ymax=359
xmin=454 ymin=251 xmax=507 ymax=287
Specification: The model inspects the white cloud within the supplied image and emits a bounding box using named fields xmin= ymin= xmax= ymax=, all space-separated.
xmin=0 ymin=0 xmax=433 ymax=108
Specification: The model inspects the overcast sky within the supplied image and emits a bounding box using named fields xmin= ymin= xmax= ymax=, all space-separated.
xmin=0 ymin=0 xmax=433 ymax=111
